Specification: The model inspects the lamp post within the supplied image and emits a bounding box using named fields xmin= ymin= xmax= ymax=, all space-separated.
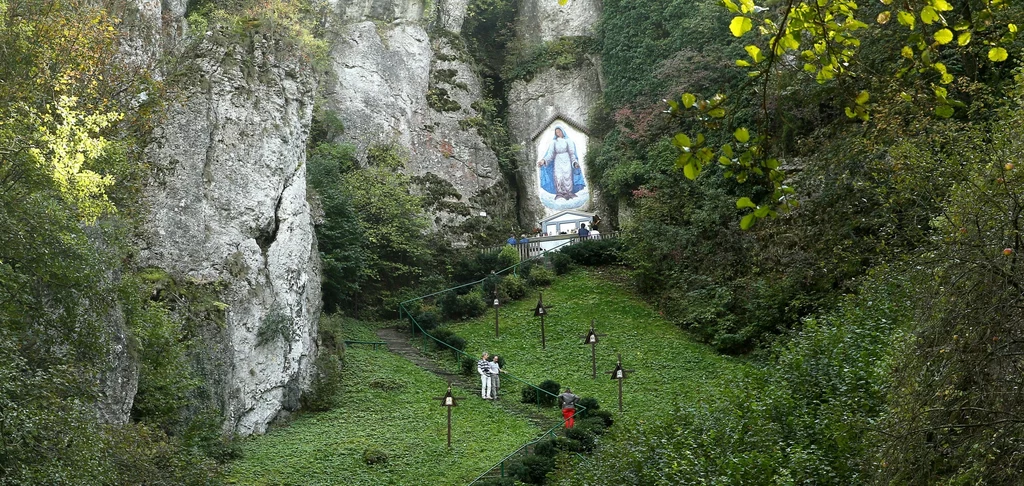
xmin=581 ymin=320 xmax=605 ymax=379
xmin=534 ymin=293 xmax=548 ymax=349
xmin=493 ymin=291 xmax=501 ymax=338
xmin=434 ymin=383 xmax=465 ymax=448
xmin=606 ymin=353 xmax=635 ymax=412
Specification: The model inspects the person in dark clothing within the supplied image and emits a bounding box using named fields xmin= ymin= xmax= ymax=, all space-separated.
xmin=558 ymin=387 xmax=580 ymax=428
xmin=577 ymin=223 xmax=590 ymax=239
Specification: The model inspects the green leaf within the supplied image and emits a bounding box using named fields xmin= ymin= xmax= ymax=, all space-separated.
xmin=989 ymin=47 xmax=1009 ymax=62
xmin=673 ymin=133 xmax=692 ymax=148
xmin=730 ymin=16 xmax=753 ymax=37
xmin=719 ymin=156 xmax=733 ymax=165
xmin=740 ymin=213 xmax=756 ymax=230
xmin=920 ymin=6 xmax=938 ymax=24
xmin=897 ymin=11 xmax=915 ymax=30
xmin=754 ymin=205 xmax=771 ymax=217
xmin=877 ymin=11 xmax=891 ymax=24
xmin=901 ymin=45 xmax=914 ymax=59
xmin=708 ymin=108 xmax=726 ymax=118
xmin=683 ymin=162 xmax=699 ymax=180
xmin=932 ymin=0 xmax=953 ymax=11
xmin=736 ymin=197 xmax=756 ymax=209
xmin=734 ymin=127 xmax=750 ymax=142
xmin=675 ymin=152 xmax=692 ymax=168
xmin=934 ymin=28 xmax=953 ymax=44
xmin=745 ymin=45 xmax=765 ymax=63
xmin=935 ymin=104 xmax=954 ymax=118
xmin=957 ymin=31 xmax=971 ymax=45
xmin=682 ymin=93 xmax=697 ymax=108
xmin=722 ymin=144 xmax=734 ymax=157
xmin=736 ymin=59 xmax=752 ymax=66
xmin=855 ymin=90 xmax=870 ymax=105
xmin=721 ymin=0 xmax=740 ymax=13
xmin=558 ymin=0 xmax=568 ymax=5
xmin=765 ymin=158 xmax=780 ymax=169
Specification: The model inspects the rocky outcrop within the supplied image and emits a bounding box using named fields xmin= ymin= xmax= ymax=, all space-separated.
xmin=323 ymin=0 xmax=514 ymax=231
xmin=140 ymin=32 xmax=320 ymax=435
xmin=507 ymin=0 xmax=604 ymax=225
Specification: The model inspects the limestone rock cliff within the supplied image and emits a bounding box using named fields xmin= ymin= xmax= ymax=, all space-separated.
xmin=140 ymin=32 xmax=321 ymax=435
xmin=324 ymin=0 xmax=514 ymax=230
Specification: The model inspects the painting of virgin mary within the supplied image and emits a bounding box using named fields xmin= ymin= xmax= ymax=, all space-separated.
xmin=537 ymin=124 xmax=588 ymax=210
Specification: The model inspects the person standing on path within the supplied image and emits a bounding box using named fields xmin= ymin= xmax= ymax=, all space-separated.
xmin=558 ymin=387 xmax=580 ymax=428
xmin=489 ymin=355 xmax=503 ymax=399
xmin=477 ymin=352 xmax=493 ymax=399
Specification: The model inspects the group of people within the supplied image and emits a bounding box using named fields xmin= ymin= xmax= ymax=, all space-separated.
xmin=477 ymin=352 xmax=504 ymax=400
xmin=476 ymin=351 xmax=581 ymax=428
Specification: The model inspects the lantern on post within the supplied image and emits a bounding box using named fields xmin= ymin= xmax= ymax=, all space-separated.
xmin=493 ymin=291 xmax=501 ymax=338
xmin=580 ymin=320 xmax=605 ymax=379
xmin=434 ymin=383 xmax=465 ymax=448
xmin=606 ymin=353 xmax=635 ymax=412
xmin=534 ymin=293 xmax=548 ymax=349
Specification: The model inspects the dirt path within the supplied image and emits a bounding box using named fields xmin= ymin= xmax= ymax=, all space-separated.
xmin=375 ymin=327 xmax=555 ymax=428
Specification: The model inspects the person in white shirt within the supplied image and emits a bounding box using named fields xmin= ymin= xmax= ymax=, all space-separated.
xmin=489 ymin=356 xmax=503 ymax=399
xmin=477 ymin=352 xmax=492 ymax=399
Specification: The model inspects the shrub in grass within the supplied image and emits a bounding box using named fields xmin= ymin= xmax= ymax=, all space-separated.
xmin=560 ymin=238 xmax=623 ymax=265
xmin=461 ymin=356 xmax=476 ymax=376
xmin=538 ymin=380 xmax=561 ymax=406
xmin=533 ymin=437 xmax=577 ymax=458
xmin=576 ymin=397 xmax=614 ymax=430
xmin=510 ymin=453 xmax=555 ymax=485
xmin=522 ymin=379 xmax=561 ymax=406
xmin=430 ymin=327 xmax=467 ymax=357
xmin=564 ymin=423 xmax=598 ymax=452
xmin=362 ymin=447 xmax=388 ymax=465
xmin=497 ymin=244 xmax=520 ymax=268
xmin=549 ymin=252 xmax=574 ymax=275
xmin=527 ymin=266 xmax=553 ymax=287
xmin=439 ymin=289 xmax=487 ymax=319
xmin=500 ymin=274 xmax=526 ymax=300
xmin=518 ymin=259 xmax=534 ymax=280
xmin=414 ymin=310 xmax=440 ymax=331
xmin=368 ymin=377 xmax=404 ymax=392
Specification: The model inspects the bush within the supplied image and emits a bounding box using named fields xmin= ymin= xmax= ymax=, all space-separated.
xmin=533 ymin=437 xmax=578 ymax=458
xmin=527 ymin=266 xmax=554 ymax=287
xmin=560 ymin=238 xmax=623 ymax=266
xmin=549 ymin=252 xmax=574 ymax=275
xmin=564 ymin=424 xmax=598 ymax=452
xmin=413 ymin=310 xmax=440 ymax=331
xmin=429 ymin=327 xmax=467 ymax=357
xmin=302 ymin=353 xmax=344 ymax=412
xmin=521 ymin=379 xmax=561 ymax=406
xmin=362 ymin=447 xmax=388 ymax=465
xmin=518 ymin=259 xmax=535 ymax=280
xmin=498 ymin=244 xmax=520 ymax=268
xmin=461 ymin=356 xmax=476 ymax=376
xmin=510 ymin=453 xmax=555 ymax=484
xmin=500 ymin=274 xmax=527 ymax=300
xmin=439 ymin=289 xmax=487 ymax=320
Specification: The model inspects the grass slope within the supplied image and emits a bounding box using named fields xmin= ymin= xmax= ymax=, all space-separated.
xmin=446 ymin=267 xmax=751 ymax=424
xmin=227 ymin=323 xmax=538 ymax=485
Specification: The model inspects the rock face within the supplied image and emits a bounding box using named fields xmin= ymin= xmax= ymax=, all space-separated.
xmin=324 ymin=0 xmax=514 ymax=230
xmin=507 ymin=0 xmax=604 ymax=226
xmin=140 ymin=32 xmax=321 ymax=435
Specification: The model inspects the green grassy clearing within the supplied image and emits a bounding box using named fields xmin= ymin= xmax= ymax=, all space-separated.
xmin=439 ymin=267 xmax=752 ymax=426
xmin=226 ymin=323 xmax=539 ymax=485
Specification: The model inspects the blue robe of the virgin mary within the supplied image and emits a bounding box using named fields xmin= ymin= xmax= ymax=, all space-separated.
xmin=539 ymin=132 xmax=586 ymax=195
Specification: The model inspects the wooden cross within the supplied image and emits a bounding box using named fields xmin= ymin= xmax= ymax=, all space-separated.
xmin=433 ymin=383 xmax=466 ymax=448
xmin=606 ymin=353 xmax=634 ymax=412
xmin=534 ymin=293 xmax=548 ymax=349
xmin=580 ymin=320 xmax=606 ymax=379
